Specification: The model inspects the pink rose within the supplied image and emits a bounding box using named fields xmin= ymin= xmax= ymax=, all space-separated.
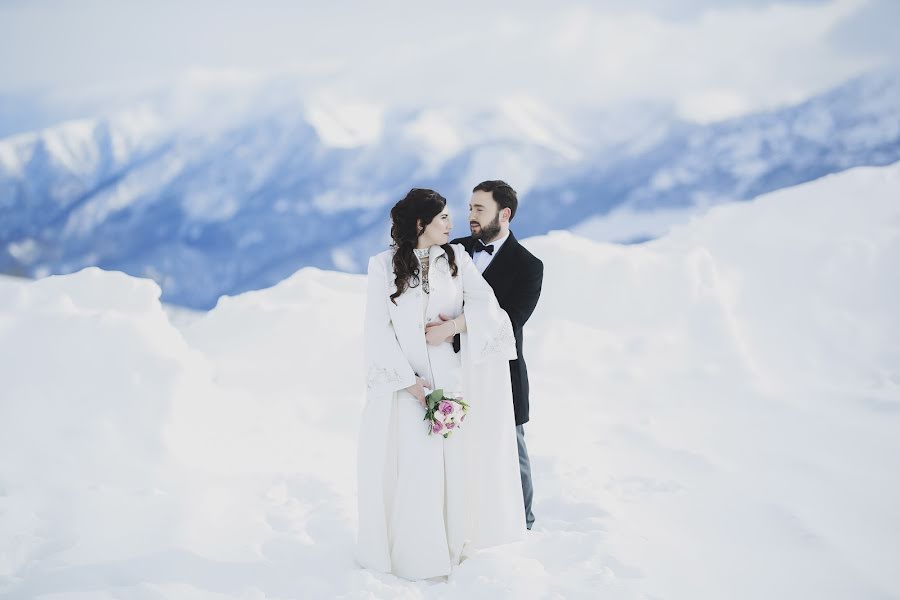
xmin=446 ymin=420 xmax=456 ymax=430
xmin=432 ymin=420 xmax=443 ymax=434
xmin=439 ymin=401 xmax=454 ymax=415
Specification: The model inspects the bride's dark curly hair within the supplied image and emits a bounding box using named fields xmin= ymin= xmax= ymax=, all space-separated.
xmin=389 ymin=188 xmax=458 ymax=304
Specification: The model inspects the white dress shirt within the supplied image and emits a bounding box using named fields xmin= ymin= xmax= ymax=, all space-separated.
xmin=472 ymin=232 xmax=510 ymax=274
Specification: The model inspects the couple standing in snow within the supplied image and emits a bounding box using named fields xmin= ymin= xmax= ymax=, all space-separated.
xmin=355 ymin=180 xmax=544 ymax=580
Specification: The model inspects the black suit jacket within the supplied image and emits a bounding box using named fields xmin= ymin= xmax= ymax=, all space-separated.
xmin=452 ymin=232 xmax=543 ymax=426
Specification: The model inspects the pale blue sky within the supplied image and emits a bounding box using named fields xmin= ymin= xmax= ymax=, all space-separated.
xmin=0 ymin=0 xmax=895 ymax=124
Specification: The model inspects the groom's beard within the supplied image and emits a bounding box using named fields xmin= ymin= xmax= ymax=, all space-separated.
xmin=471 ymin=213 xmax=501 ymax=242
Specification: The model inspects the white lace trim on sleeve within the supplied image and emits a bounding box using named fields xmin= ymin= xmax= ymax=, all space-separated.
xmin=480 ymin=323 xmax=516 ymax=361
xmin=367 ymin=363 xmax=403 ymax=390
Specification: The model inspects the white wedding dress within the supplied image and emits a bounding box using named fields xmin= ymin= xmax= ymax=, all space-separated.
xmin=356 ymin=244 xmax=525 ymax=580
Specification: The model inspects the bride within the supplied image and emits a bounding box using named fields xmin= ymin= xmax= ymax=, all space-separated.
xmin=356 ymin=188 xmax=526 ymax=580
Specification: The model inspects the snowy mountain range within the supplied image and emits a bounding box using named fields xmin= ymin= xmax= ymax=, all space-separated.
xmin=1 ymin=69 xmax=898 ymax=308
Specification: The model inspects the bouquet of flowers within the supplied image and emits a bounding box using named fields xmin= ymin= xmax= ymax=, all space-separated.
xmin=423 ymin=389 xmax=468 ymax=438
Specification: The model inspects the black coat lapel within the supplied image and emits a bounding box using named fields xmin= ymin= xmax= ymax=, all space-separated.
xmin=482 ymin=232 xmax=517 ymax=278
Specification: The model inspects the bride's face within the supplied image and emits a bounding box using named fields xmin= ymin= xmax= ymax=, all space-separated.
xmin=418 ymin=208 xmax=453 ymax=246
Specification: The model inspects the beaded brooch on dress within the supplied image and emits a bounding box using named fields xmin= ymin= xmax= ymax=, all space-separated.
xmin=413 ymin=247 xmax=431 ymax=294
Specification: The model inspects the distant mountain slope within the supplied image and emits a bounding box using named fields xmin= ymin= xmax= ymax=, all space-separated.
xmin=1 ymin=70 xmax=898 ymax=308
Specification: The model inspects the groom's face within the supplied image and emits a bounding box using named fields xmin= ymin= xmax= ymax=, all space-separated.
xmin=468 ymin=191 xmax=502 ymax=242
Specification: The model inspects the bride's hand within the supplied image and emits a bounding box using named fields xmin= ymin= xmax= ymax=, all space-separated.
xmin=406 ymin=376 xmax=429 ymax=407
xmin=425 ymin=317 xmax=454 ymax=346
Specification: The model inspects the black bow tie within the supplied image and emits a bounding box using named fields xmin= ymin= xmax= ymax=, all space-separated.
xmin=475 ymin=240 xmax=494 ymax=255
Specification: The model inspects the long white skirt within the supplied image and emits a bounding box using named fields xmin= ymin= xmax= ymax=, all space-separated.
xmin=388 ymin=390 xmax=468 ymax=580
xmin=356 ymin=335 xmax=525 ymax=580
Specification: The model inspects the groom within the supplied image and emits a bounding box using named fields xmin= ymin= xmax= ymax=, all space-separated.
xmin=451 ymin=180 xmax=543 ymax=530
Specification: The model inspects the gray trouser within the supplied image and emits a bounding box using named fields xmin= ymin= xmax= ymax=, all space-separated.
xmin=516 ymin=424 xmax=535 ymax=529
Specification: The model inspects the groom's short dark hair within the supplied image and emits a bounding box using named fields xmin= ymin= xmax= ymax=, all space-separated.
xmin=473 ymin=180 xmax=518 ymax=221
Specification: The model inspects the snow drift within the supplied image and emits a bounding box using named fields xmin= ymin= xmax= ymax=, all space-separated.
xmin=1 ymin=162 xmax=898 ymax=599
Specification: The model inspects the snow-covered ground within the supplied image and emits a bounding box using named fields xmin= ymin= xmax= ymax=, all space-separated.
xmin=1 ymin=162 xmax=898 ymax=599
